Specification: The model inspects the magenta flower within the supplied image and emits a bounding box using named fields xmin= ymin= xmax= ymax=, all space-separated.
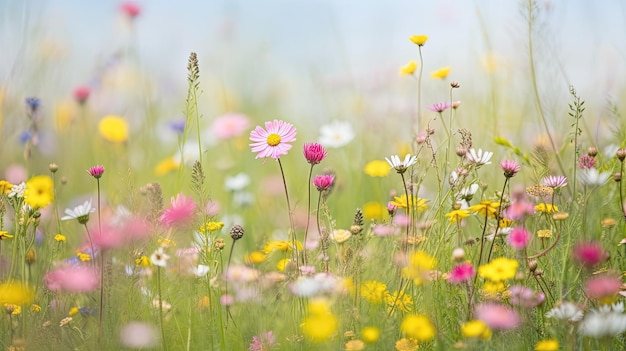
xmin=577 ymin=154 xmax=596 ymax=169
xmin=503 ymin=201 xmax=535 ymax=221
xmin=45 ymin=265 xmax=99 ymax=293
xmin=507 ymin=227 xmax=531 ymax=250
xmin=249 ymin=331 xmax=278 ymax=351
xmin=87 ymin=165 xmax=105 ymax=179
xmin=303 ymin=143 xmax=327 ymax=165
xmin=159 ymin=193 xmax=197 ymax=228
xmin=73 ymin=85 xmax=90 ymax=104
xmin=542 ymin=175 xmax=568 ymax=189
xmin=585 ymin=275 xmax=621 ymax=302
xmin=212 ymin=113 xmax=251 ymax=140
xmin=500 ymin=160 xmax=520 ymax=178
xmin=249 ymin=120 xmax=297 ymax=159
xmin=572 ymin=241 xmax=607 ymax=268
xmin=120 ymin=1 xmax=141 ymax=18
xmin=447 ymin=262 xmax=475 ymax=284
xmin=426 ymin=102 xmax=452 ymax=112
xmin=508 ymin=285 xmax=545 ymax=308
xmin=312 ymin=174 xmax=334 ymax=191
xmin=92 ymin=217 xmax=151 ymax=250
xmin=475 ymin=303 xmax=520 ymax=330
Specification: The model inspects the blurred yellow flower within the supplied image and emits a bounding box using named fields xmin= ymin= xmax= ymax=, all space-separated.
xmin=154 ymin=157 xmax=179 ymax=176
xmin=395 ymin=338 xmax=419 ymax=351
xmin=409 ymin=35 xmax=429 ymax=46
xmin=0 ymin=180 xmax=13 ymax=195
xmin=445 ymin=209 xmax=470 ymax=223
xmin=345 ymin=340 xmax=365 ymax=351
xmin=364 ymin=160 xmax=390 ymax=177
xmin=24 ymin=175 xmax=54 ymax=209
xmin=390 ymin=195 xmax=427 ymax=212
xmin=68 ymin=307 xmax=79 ymax=316
xmin=363 ymin=202 xmax=385 ymax=220
xmin=54 ymin=234 xmax=66 ymax=242
xmin=361 ymin=326 xmax=380 ymax=344
xmin=135 ymin=255 xmax=151 ymax=267
xmin=4 ymin=304 xmax=21 ymax=315
xmin=302 ymin=300 xmax=338 ymax=342
xmin=0 ymin=281 xmax=34 ymax=305
xmin=99 ymin=115 xmax=129 ymax=143
xmin=55 ymin=101 xmax=74 ymax=132
xmin=245 ymin=251 xmax=267 ymax=264
xmin=402 ymin=250 xmax=436 ymax=285
xmin=0 ymin=231 xmax=13 ymax=240
xmin=461 ymin=320 xmax=491 ymax=340
xmin=535 ymin=339 xmax=559 ymax=351
xmin=430 ymin=66 xmax=451 ymax=79
xmin=360 ymin=280 xmax=388 ymax=304
xmin=478 ymin=257 xmax=518 ymax=282
xmin=276 ymin=258 xmax=291 ymax=272
xmin=399 ymin=61 xmax=418 ymax=76
xmin=401 ymin=314 xmax=436 ymax=342
xmin=263 ymin=240 xmax=292 ymax=253
xmin=386 ymin=290 xmax=413 ymax=313
xmin=31 ymin=304 xmax=41 ymax=312
xmin=77 ymin=252 xmax=91 ymax=262
xmin=535 ymin=203 xmax=558 ymax=214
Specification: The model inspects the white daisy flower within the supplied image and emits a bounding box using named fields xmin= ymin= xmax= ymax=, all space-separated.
xmin=224 ymin=173 xmax=251 ymax=192
xmin=545 ymin=301 xmax=584 ymax=322
xmin=61 ymin=199 xmax=96 ymax=224
xmin=578 ymin=168 xmax=611 ymax=186
xmin=385 ymin=154 xmax=417 ymax=174
xmin=150 ymin=248 xmax=170 ymax=268
xmin=466 ymin=148 xmax=493 ymax=166
xmin=319 ymin=120 xmax=355 ymax=148
xmin=579 ymin=302 xmax=626 ymax=338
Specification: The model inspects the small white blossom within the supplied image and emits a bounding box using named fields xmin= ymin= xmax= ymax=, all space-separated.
xmin=224 ymin=173 xmax=251 ymax=192
xmin=466 ymin=148 xmax=493 ymax=166
xmin=385 ymin=154 xmax=417 ymax=173
xmin=319 ymin=120 xmax=355 ymax=148
xmin=579 ymin=302 xmax=626 ymax=338
xmin=191 ymin=264 xmax=210 ymax=277
xmin=545 ymin=301 xmax=584 ymax=322
xmin=8 ymin=182 xmax=26 ymax=198
xmin=578 ymin=168 xmax=611 ymax=186
xmin=61 ymin=199 xmax=96 ymax=224
xmin=150 ymin=248 xmax=170 ymax=268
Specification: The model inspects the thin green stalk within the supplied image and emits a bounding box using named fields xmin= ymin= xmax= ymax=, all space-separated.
xmin=277 ymin=158 xmax=298 ymax=270
xmin=157 ymin=266 xmax=167 ymax=351
xmin=416 ymin=45 xmax=424 ymax=134
xmin=400 ymin=172 xmax=411 ymax=252
xmin=487 ymin=178 xmax=508 ymax=261
xmin=303 ymin=164 xmax=315 ymax=265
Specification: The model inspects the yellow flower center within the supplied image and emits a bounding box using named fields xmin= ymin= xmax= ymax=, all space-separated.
xmin=267 ymin=133 xmax=281 ymax=146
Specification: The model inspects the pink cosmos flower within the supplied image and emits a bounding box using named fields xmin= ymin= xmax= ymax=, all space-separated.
xmin=507 ymin=227 xmax=531 ymax=250
xmin=447 ymin=262 xmax=475 ymax=284
xmin=542 ymin=175 xmax=568 ymax=189
xmin=572 ymin=241 xmax=607 ymax=268
xmin=303 ymin=143 xmax=327 ymax=165
xmin=426 ymin=102 xmax=452 ymax=112
xmin=73 ymin=85 xmax=90 ymax=104
xmin=475 ymin=303 xmax=520 ymax=330
xmin=159 ymin=193 xmax=197 ymax=228
xmin=249 ymin=120 xmax=297 ymax=159
xmin=120 ymin=2 xmax=141 ymax=18
xmin=585 ymin=275 xmax=621 ymax=302
xmin=45 ymin=265 xmax=99 ymax=293
xmin=312 ymin=174 xmax=334 ymax=191
xmin=87 ymin=165 xmax=105 ymax=179
xmin=508 ymin=285 xmax=545 ymax=308
xmin=500 ymin=160 xmax=520 ymax=178
xmin=212 ymin=113 xmax=251 ymax=140
xmin=503 ymin=201 xmax=535 ymax=221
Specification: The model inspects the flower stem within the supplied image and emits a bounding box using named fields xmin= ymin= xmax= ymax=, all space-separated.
xmin=303 ymin=164 xmax=315 ymax=265
xmin=416 ymin=45 xmax=424 ymax=134
xmin=487 ymin=178 xmax=508 ymax=262
xmin=400 ymin=172 xmax=411 ymax=252
xmin=157 ymin=266 xmax=167 ymax=351
xmin=277 ymin=158 xmax=298 ymax=271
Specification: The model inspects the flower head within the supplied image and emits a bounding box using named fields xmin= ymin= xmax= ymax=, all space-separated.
xmin=303 ymin=143 xmax=327 ymax=164
xmin=545 ymin=301 xmax=583 ymax=322
xmin=426 ymin=102 xmax=451 ymax=113
xmin=120 ymin=1 xmax=141 ymax=18
xmin=585 ymin=275 xmax=621 ymax=304
xmin=579 ymin=302 xmax=626 ymax=338
xmin=87 ymin=165 xmax=105 ymax=179
xmin=150 ymin=248 xmax=170 ymax=267
xmin=364 ymin=160 xmax=390 ymax=177
xmin=24 ymin=175 xmax=54 ymax=209
xmin=45 ymin=265 xmax=99 ymax=293
xmin=447 ymin=262 xmax=474 ymax=284
xmin=534 ymin=339 xmax=559 ymax=351
xmin=399 ymin=61 xmax=418 ymax=76
xmin=478 ymin=257 xmax=518 ymax=282
xmin=249 ymin=331 xmax=278 ymax=351
xmin=430 ymin=66 xmax=451 ymax=79
xmin=461 ymin=320 xmax=491 ymax=340
xmin=312 ymin=174 xmax=335 ymax=191
xmin=212 ymin=113 xmax=250 ymax=140
xmin=507 ymin=227 xmax=531 ymax=250
xmin=99 ymin=115 xmax=129 ymax=143
xmin=508 ymin=285 xmax=545 ymax=308
xmin=466 ymin=148 xmax=493 ymax=166
xmin=500 ymin=160 xmax=520 ymax=178
xmin=409 ymin=35 xmax=428 ymax=46
xmin=159 ymin=193 xmax=197 ymax=228
xmin=25 ymin=97 xmax=41 ymax=112
xmin=578 ymin=168 xmax=611 ymax=186
xmin=475 ymin=303 xmax=520 ymax=330
xmin=572 ymin=241 xmax=607 ymax=268
xmin=385 ymin=154 xmax=417 ymax=174
xmin=390 ymin=195 xmax=427 ymax=212
xmin=577 ymin=154 xmax=596 ymax=169
xmin=319 ymin=120 xmax=354 ymax=148
xmin=400 ymin=314 xmax=436 ymax=342
xmin=61 ymin=199 xmax=96 ymax=225
xmin=249 ymin=120 xmax=297 ymax=159
xmin=541 ymin=175 xmax=567 ymax=189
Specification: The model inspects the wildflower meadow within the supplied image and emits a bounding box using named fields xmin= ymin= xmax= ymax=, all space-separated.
xmin=1 ymin=1 xmax=626 ymax=350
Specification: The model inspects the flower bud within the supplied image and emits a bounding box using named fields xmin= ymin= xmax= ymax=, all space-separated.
xmin=229 ymin=224 xmax=244 ymax=241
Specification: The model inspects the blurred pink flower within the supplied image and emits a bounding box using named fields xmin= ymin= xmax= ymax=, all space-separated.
xmin=475 ymin=303 xmax=520 ymax=330
xmin=120 ymin=2 xmax=141 ymax=18
xmin=212 ymin=113 xmax=250 ymax=140
xmin=508 ymin=285 xmax=545 ymax=308
xmin=507 ymin=227 xmax=531 ymax=250
xmin=573 ymin=241 xmax=607 ymax=268
xmin=426 ymin=102 xmax=451 ymax=112
xmin=45 ymin=265 xmax=99 ymax=293
xmin=159 ymin=193 xmax=196 ymax=228
xmin=303 ymin=142 xmax=327 ymax=165
xmin=91 ymin=216 xmax=151 ymax=249
xmin=73 ymin=85 xmax=90 ymax=104
xmin=249 ymin=331 xmax=278 ymax=351
xmin=503 ymin=201 xmax=535 ymax=221
xmin=585 ymin=275 xmax=621 ymax=302
xmin=372 ymin=223 xmax=399 ymax=237
xmin=4 ymin=164 xmax=27 ymax=184
xmin=577 ymin=154 xmax=595 ymax=169
xmin=447 ymin=262 xmax=474 ymax=284
xmin=249 ymin=120 xmax=296 ymax=159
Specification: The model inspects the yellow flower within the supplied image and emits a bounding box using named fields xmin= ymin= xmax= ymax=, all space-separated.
xmin=154 ymin=157 xmax=179 ymax=176
xmin=4 ymin=304 xmax=21 ymax=315
xmin=53 ymin=234 xmax=66 ymax=242
xmin=135 ymin=255 xmax=151 ymax=267
xmin=499 ymin=218 xmax=514 ymax=228
xmin=301 ymin=300 xmax=338 ymax=342
xmin=0 ymin=231 xmax=13 ymax=240
xmin=24 ymin=175 xmax=54 ymax=209
xmin=0 ymin=180 xmax=12 ymax=195
xmin=158 ymin=238 xmax=176 ymax=247
xmin=430 ymin=66 xmax=451 ymax=79
xmin=481 ymin=281 xmax=506 ymax=298
xmin=537 ymin=229 xmax=552 ymax=238
xmin=390 ymin=195 xmax=427 ymax=212
xmin=461 ymin=320 xmax=491 ymax=340
xmin=401 ymin=314 xmax=436 ymax=342
xmin=402 ymin=251 xmax=436 ymax=285
xmin=330 ymin=229 xmax=352 ymax=244
xmin=0 ymin=281 xmax=34 ymax=305
xmin=345 ymin=340 xmax=365 ymax=351
xmin=364 ymin=160 xmax=390 ymax=177
xmin=360 ymin=280 xmax=388 ymax=304
xmin=395 ymin=338 xmax=419 ymax=351
xmin=197 ymin=296 xmax=210 ymax=309
xmin=77 ymin=252 xmax=91 ymax=262
xmin=245 ymin=251 xmax=267 ymax=264
xmin=276 ymin=258 xmax=291 ymax=272
xmin=200 ymin=221 xmax=224 ymax=233
xmin=386 ymin=290 xmax=413 ymax=313
xmin=363 ymin=202 xmax=385 ymax=220
xmin=445 ymin=209 xmax=470 ymax=223
xmin=478 ymin=257 xmax=518 ymax=282
xmin=534 ymin=339 xmax=559 ymax=351
xmin=468 ymin=201 xmax=500 ymax=219
xmin=31 ymin=304 xmax=41 ymax=312
xmin=361 ymin=326 xmax=380 ymax=344
xmin=535 ymin=203 xmax=558 ymax=214
xmin=68 ymin=307 xmax=79 ymax=316
xmin=55 ymin=101 xmax=74 ymax=132
xmin=409 ymin=35 xmax=429 ymax=46
xmin=98 ymin=115 xmax=129 ymax=143
xmin=399 ymin=61 xmax=418 ymax=76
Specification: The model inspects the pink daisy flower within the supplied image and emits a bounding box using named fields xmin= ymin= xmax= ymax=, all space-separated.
xmin=507 ymin=227 xmax=531 ymax=250
xmin=45 ymin=265 xmax=100 ymax=293
xmin=447 ymin=262 xmax=475 ymax=284
xmin=585 ymin=275 xmax=621 ymax=302
xmin=159 ymin=193 xmax=197 ymax=228
xmin=475 ymin=303 xmax=520 ymax=330
xmin=212 ymin=113 xmax=251 ymax=140
xmin=572 ymin=241 xmax=607 ymax=268
xmin=500 ymin=160 xmax=520 ymax=178
xmin=503 ymin=201 xmax=535 ymax=221
xmin=249 ymin=120 xmax=297 ymax=159
xmin=426 ymin=102 xmax=452 ymax=112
